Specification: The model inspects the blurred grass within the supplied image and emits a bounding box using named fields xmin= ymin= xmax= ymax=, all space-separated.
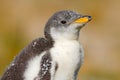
xmin=0 ymin=0 xmax=120 ymax=80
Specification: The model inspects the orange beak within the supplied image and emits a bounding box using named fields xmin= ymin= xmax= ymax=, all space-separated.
xmin=74 ymin=15 xmax=92 ymax=23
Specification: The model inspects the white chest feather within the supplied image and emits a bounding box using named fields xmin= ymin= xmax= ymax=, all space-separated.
xmin=50 ymin=39 xmax=84 ymax=80
xmin=23 ymin=39 xmax=84 ymax=80
xmin=23 ymin=52 xmax=46 ymax=80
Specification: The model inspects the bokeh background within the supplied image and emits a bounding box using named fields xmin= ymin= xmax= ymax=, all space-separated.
xmin=0 ymin=0 xmax=120 ymax=80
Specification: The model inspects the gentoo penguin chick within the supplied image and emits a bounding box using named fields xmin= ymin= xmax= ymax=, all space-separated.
xmin=1 ymin=10 xmax=92 ymax=80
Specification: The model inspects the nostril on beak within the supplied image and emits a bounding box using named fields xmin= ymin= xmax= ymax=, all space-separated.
xmin=83 ymin=15 xmax=92 ymax=21
xmin=82 ymin=15 xmax=92 ymax=19
xmin=87 ymin=16 xmax=91 ymax=19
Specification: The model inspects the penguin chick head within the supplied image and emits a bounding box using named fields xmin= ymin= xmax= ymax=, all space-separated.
xmin=44 ymin=10 xmax=92 ymax=40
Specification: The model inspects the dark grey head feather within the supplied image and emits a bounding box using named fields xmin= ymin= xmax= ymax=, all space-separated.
xmin=44 ymin=10 xmax=82 ymax=39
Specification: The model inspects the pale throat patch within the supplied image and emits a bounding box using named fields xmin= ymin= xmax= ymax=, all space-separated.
xmin=50 ymin=23 xmax=82 ymax=41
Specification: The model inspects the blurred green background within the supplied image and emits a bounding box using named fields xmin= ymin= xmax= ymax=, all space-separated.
xmin=0 ymin=0 xmax=120 ymax=80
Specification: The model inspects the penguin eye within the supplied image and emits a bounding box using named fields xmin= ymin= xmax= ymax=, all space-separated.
xmin=60 ymin=20 xmax=67 ymax=24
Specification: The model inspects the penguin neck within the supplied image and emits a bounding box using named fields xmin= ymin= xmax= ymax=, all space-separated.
xmin=50 ymin=29 xmax=80 ymax=42
xmin=44 ymin=32 xmax=54 ymax=45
